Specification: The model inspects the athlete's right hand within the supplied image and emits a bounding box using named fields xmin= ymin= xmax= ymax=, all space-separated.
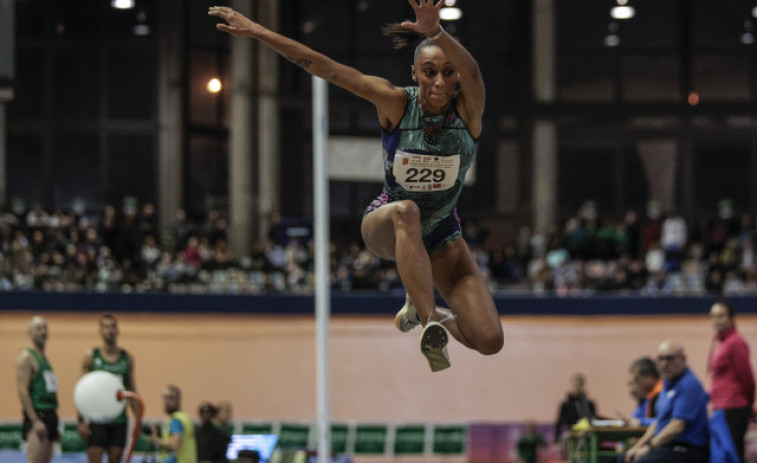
xmin=32 ymin=420 xmax=48 ymax=440
xmin=208 ymin=6 xmax=261 ymax=38
xmin=77 ymin=421 xmax=91 ymax=441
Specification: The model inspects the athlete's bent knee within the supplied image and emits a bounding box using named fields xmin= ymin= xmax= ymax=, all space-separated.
xmin=391 ymin=200 xmax=421 ymax=227
xmin=475 ymin=330 xmax=504 ymax=355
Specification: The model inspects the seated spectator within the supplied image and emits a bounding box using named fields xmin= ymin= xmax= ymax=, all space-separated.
xmin=183 ymin=236 xmax=202 ymax=269
xmin=661 ymin=212 xmax=687 ymax=272
xmin=618 ymin=340 xmax=708 ymax=463
xmin=554 ymin=373 xmax=597 ymax=443
xmin=211 ymin=239 xmax=234 ymax=270
xmin=26 ymin=204 xmax=49 ymax=230
xmin=235 ymin=450 xmax=259 ymax=463
xmin=196 ymin=402 xmax=230 ymax=463
xmin=141 ymin=235 xmax=162 ymax=269
xmin=626 ymin=357 xmax=662 ymax=426
xmin=517 ymin=420 xmax=546 ymax=463
xmin=215 ymin=400 xmax=233 ymax=436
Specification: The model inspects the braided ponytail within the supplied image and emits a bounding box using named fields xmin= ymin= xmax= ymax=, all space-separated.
xmin=381 ymin=23 xmax=424 ymax=49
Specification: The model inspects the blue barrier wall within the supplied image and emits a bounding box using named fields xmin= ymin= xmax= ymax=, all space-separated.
xmin=0 ymin=291 xmax=750 ymax=315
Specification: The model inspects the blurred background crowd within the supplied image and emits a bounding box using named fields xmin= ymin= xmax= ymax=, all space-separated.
xmin=1 ymin=197 xmax=755 ymax=296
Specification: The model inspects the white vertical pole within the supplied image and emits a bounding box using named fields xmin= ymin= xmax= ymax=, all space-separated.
xmin=312 ymin=76 xmax=330 ymax=463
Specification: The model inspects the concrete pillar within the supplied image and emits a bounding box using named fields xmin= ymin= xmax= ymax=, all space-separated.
xmin=228 ymin=0 xmax=255 ymax=256
xmin=531 ymin=0 xmax=558 ymax=231
xmin=0 ymin=100 xmax=7 ymax=206
xmin=638 ymin=139 xmax=677 ymax=213
xmin=256 ymin=0 xmax=280 ymax=243
xmin=158 ymin=1 xmax=184 ymax=247
xmin=0 ymin=0 xmax=14 ymax=207
xmin=532 ymin=122 xmax=557 ymax=231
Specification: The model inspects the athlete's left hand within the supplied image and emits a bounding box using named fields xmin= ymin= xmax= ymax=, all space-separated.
xmin=209 ymin=6 xmax=263 ymax=38
xmin=401 ymin=0 xmax=443 ymax=37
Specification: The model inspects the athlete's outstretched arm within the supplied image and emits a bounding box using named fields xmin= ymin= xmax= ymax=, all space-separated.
xmin=208 ymin=6 xmax=406 ymax=128
xmin=401 ymin=0 xmax=485 ymax=133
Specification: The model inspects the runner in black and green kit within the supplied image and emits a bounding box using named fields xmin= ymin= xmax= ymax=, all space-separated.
xmin=16 ymin=315 xmax=58 ymax=463
xmin=210 ymin=0 xmax=504 ymax=372
xmin=78 ymin=314 xmax=137 ymax=463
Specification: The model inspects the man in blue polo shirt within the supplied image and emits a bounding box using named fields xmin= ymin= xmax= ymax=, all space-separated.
xmin=620 ymin=340 xmax=708 ymax=463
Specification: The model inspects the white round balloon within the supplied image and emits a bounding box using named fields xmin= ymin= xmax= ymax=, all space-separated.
xmin=74 ymin=371 xmax=126 ymax=423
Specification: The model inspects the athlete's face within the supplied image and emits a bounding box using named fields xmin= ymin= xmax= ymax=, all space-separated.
xmin=100 ymin=317 xmax=119 ymax=344
xmin=28 ymin=316 xmax=48 ymax=346
xmin=162 ymin=387 xmax=180 ymax=414
xmin=412 ymin=45 xmax=458 ymax=114
xmin=626 ymin=372 xmax=644 ymax=401
xmin=657 ymin=342 xmax=686 ymax=380
xmin=709 ymin=303 xmax=733 ymax=334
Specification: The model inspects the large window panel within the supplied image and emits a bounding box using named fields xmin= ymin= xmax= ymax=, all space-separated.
xmin=301 ymin=0 xmax=352 ymax=53
xmin=355 ymin=56 xmax=407 ymax=98
xmin=691 ymin=1 xmax=743 ymax=49
xmin=622 ymin=55 xmax=680 ymax=101
xmin=188 ymin=51 xmax=228 ymax=127
xmin=621 ymin=1 xmax=679 ymax=48
xmin=106 ymin=135 xmax=157 ymax=207
xmin=106 ymin=45 xmax=158 ymax=119
xmin=355 ymin=1 xmax=407 ymax=51
xmin=468 ymin=0 xmax=524 ymax=54
xmin=105 ymin=4 xmax=157 ymax=40
xmin=7 ymin=48 xmax=43 ymax=119
xmin=479 ymin=56 xmax=521 ymax=104
xmin=330 ymin=182 xmax=351 ymax=218
xmin=190 ymin=0 xmax=228 ymax=45
xmin=557 ymin=0 xmax=609 ymax=49
xmin=558 ymin=54 xmax=614 ymax=101
xmin=559 ymin=145 xmax=617 ymax=215
xmin=693 ymin=139 xmax=751 ymax=211
xmin=621 ymin=148 xmax=648 ymax=212
xmin=187 ymin=136 xmax=228 ymax=217
xmin=7 ymin=136 xmax=44 ymax=205
xmin=52 ymin=0 xmax=101 ymax=40
xmin=693 ymin=54 xmax=750 ymax=101
xmin=15 ymin=0 xmax=45 ymax=40
xmin=54 ymin=46 xmax=100 ymax=119
xmin=52 ymin=135 xmax=100 ymax=209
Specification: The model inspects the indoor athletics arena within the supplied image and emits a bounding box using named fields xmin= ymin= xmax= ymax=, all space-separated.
xmin=2 ymin=1 xmax=757 ymax=463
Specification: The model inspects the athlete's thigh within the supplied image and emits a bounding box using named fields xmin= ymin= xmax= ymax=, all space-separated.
xmin=26 ymin=432 xmax=53 ymax=463
xmin=107 ymin=446 xmax=124 ymax=463
xmin=361 ymin=205 xmax=400 ymax=261
xmin=430 ymin=239 xmax=501 ymax=338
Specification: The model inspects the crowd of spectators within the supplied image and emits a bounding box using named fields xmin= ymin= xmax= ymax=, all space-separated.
xmin=480 ymin=200 xmax=757 ymax=296
xmin=1 ymin=198 xmax=756 ymax=296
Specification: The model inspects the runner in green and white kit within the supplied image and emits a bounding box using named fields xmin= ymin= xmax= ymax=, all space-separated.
xmin=78 ymin=314 xmax=137 ymax=463
xmin=210 ymin=0 xmax=504 ymax=372
xmin=16 ymin=316 xmax=58 ymax=463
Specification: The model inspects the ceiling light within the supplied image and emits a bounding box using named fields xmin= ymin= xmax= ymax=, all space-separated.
xmin=444 ymin=0 xmax=457 ymax=5
xmin=207 ymin=78 xmax=222 ymax=94
xmin=742 ymin=32 xmax=755 ymax=45
xmin=753 ymin=6 xmax=757 ymax=18
xmin=604 ymin=34 xmax=620 ymax=47
xmin=440 ymin=7 xmax=462 ymax=21
xmin=132 ymin=24 xmax=150 ymax=36
xmin=610 ymin=5 xmax=635 ymax=20
xmin=111 ymin=0 xmax=135 ymax=10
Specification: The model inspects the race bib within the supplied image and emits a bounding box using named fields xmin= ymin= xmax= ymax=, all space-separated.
xmin=392 ymin=151 xmax=459 ymax=192
xmin=43 ymin=370 xmax=58 ymax=392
